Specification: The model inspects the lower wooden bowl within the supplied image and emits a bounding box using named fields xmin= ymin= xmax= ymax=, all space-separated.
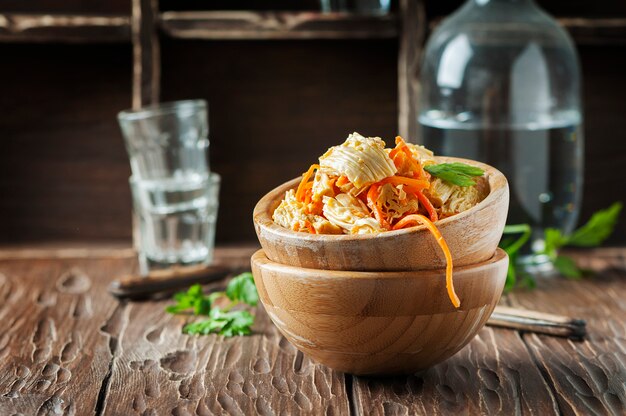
xmin=251 ymin=248 xmax=508 ymax=375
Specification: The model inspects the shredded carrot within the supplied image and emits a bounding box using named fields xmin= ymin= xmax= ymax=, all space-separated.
xmin=393 ymin=136 xmax=429 ymax=179
xmin=393 ymin=214 xmax=459 ymax=308
xmin=336 ymin=175 xmax=350 ymax=187
xmin=303 ymin=220 xmax=316 ymax=234
xmin=414 ymin=189 xmax=438 ymax=222
xmin=380 ymin=176 xmax=430 ymax=191
xmin=367 ymin=184 xmax=390 ymax=230
xmin=295 ymin=164 xmax=319 ymax=202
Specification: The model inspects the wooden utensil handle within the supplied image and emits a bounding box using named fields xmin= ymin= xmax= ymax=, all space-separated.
xmin=109 ymin=263 xmax=232 ymax=299
xmin=488 ymin=306 xmax=586 ymax=340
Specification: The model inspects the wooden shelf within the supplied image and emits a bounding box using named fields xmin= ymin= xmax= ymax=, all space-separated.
xmin=560 ymin=18 xmax=626 ymax=45
xmin=428 ymin=17 xmax=626 ymax=45
xmin=159 ymin=11 xmax=398 ymax=40
xmin=0 ymin=14 xmax=131 ymax=43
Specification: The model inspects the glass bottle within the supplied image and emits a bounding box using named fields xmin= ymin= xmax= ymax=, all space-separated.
xmin=419 ymin=0 xmax=583 ymax=272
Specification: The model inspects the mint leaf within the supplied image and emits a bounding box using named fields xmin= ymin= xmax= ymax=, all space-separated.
xmin=226 ymin=272 xmax=258 ymax=307
xmin=553 ymin=255 xmax=582 ymax=279
xmin=424 ymin=163 xmax=484 ymax=187
xmin=567 ymin=202 xmax=622 ymax=247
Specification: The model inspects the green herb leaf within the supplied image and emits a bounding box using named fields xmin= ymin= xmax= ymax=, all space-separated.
xmin=499 ymin=224 xmax=532 ymax=291
xmin=567 ymin=202 xmax=623 ymax=247
xmin=165 ymin=284 xmax=212 ymax=316
xmin=543 ymin=228 xmax=566 ymax=260
xmin=424 ymin=163 xmax=484 ymax=187
xmin=553 ymin=255 xmax=582 ymax=279
xmin=226 ymin=272 xmax=259 ymax=307
xmin=182 ymin=309 xmax=254 ymax=337
xmin=167 ymin=272 xmax=258 ymax=337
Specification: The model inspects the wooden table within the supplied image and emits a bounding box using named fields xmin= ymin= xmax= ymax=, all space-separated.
xmin=0 ymin=245 xmax=624 ymax=415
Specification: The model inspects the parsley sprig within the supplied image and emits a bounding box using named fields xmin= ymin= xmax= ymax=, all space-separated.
xmin=500 ymin=202 xmax=622 ymax=289
xmin=165 ymin=272 xmax=259 ymax=337
xmin=424 ymin=162 xmax=485 ymax=187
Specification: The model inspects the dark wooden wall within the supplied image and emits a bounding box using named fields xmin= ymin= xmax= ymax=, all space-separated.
xmin=0 ymin=0 xmax=624 ymax=245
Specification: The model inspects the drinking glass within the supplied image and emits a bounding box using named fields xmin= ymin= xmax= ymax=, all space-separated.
xmin=320 ymin=0 xmax=390 ymax=15
xmin=118 ymin=100 xmax=219 ymax=274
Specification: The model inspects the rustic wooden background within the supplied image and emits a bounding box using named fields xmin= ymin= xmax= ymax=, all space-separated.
xmin=0 ymin=0 xmax=624 ymax=245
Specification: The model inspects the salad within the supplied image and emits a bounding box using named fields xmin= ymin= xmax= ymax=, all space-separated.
xmin=272 ymin=132 xmax=489 ymax=307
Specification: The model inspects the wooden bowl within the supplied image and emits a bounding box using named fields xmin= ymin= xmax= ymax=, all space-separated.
xmin=251 ymin=248 xmax=508 ymax=375
xmin=253 ymin=157 xmax=509 ymax=271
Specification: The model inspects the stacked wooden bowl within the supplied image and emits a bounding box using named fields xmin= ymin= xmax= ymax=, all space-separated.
xmin=252 ymin=158 xmax=510 ymax=375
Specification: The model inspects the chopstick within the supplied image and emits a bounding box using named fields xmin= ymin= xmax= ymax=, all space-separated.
xmin=488 ymin=306 xmax=587 ymax=340
xmin=109 ymin=263 xmax=232 ymax=300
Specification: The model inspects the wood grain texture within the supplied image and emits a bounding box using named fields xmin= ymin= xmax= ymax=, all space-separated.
xmin=0 ymin=14 xmax=131 ymax=43
xmin=254 ymin=157 xmax=509 ymax=271
xmin=0 ymin=42 xmax=134 ymax=244
xmin=0 ymin=246 xmax=624 ymax=414
xmin=102 ymin=246 xmax=351 ymax=416
xmin=160 ymin=11 xmax=398 ymax=40
xmin=507 ymin=253 xmax=626 ymax=416
xmin=351 ymin=250 xmax=626 ymax=415
xmin=132 ymin=0 xmax=160 ymax=108
xmin=397 ymin=0 xmax=425 ymax=142
xmin=352 ymin=327 xmax=560 ymax=415
xmin=0 ymin=258 xmax=126 ymax=415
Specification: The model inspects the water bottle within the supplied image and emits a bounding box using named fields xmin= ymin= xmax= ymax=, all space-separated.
xmin=419 ymin=0 xmax=583 ymax=272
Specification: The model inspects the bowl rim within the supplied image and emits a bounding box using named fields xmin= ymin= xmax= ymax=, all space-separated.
xmin=252 ymin=247 xmax=508 ymax=280
xmin=253 ymin=156 xmax=508 ymax=241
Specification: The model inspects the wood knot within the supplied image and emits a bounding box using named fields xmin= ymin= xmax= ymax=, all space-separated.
xmin=56 ymin=269 xmax=91 ymax=294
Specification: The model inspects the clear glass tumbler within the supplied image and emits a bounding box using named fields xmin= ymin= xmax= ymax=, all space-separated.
xmin=119 ymin=100 xmax=209 ymax=181
xmin=130 ymin=173 xmax=220 ymax=274
xmin=118 ymin=100 xmax=218 ymax=274
xmin=320 ymin=0 xmax=390 ymax=15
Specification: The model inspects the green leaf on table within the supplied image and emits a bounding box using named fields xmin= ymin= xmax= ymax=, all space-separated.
xmin=567 ymin=202 xmax=623 ymax=247
xmin=424 ymin=163 xmax=484 ymax=187
xmin=226 ymin=272 xmax=258 ymax=306
xmin=520 ymin=273 xmax=537 ymax=289
xmin=165 ymin=284 xmax=212 ymax=315
xmin=183 ymin=309 xmax=254 ymax=337
xmin=553 ymin=255 xmax=582 ymax=279
xmin=543 ymin=227 xmax=567 ymax=259
xmin=499 ymin=224 xmax=532 ymax=291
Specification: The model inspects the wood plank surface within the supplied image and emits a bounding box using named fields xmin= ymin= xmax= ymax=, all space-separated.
xmin=352 ymin=326 xmax=559 ymax=415
xmin=351 ymin=251 xmax=626 ymax=415
xmin=506 ymin=253 xmax=626 ymax=416
xmin=0 ymin=246 xmax=624 ymax=415
xmin=0 ymin=257 xmax=128 ymax=415
xmin=101 ymin=246 xmax=350 ymax=415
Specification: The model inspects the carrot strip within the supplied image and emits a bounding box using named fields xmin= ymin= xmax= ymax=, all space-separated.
xmin=336 ymin=175 xmax=350 ymax=187
xmin=394 ymin=136 xmax=429 ymax=179
xmin=303 ymin=220 xmax=316 ymax=234
xmin=380 ymin=176 xmax=430 ymax=191
xmin=295 ymin=164 xmax=319 ymax=202
xmin=367 ymin=184 xmax=390 ymax=230
xmin=414 ymin=190 xmax=438 ymax=222
xmin=393 ymin=214 xmax=459 ymax=308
